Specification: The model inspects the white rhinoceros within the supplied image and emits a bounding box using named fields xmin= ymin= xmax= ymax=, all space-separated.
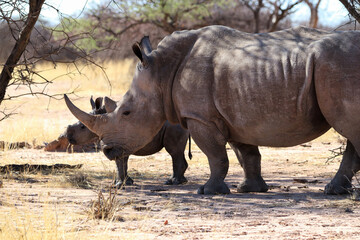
xmin=65 ymin=26 xmax=360 ymax=195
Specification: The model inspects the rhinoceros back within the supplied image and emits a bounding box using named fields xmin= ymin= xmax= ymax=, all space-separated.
xmin=169 ymin=26 xmax=332 ymax=147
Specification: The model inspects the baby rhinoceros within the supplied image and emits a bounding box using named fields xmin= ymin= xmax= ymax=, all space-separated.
xmin=65 ymin=96 xmax=191 ymax=188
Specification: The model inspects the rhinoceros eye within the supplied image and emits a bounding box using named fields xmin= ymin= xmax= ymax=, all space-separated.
xmin=80 ymin=124 xmax=86 ymax=129
xmin=123 ymin=111 xmax=131 ymax=116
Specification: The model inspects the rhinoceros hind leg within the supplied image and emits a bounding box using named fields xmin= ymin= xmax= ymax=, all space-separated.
xmin=165 ymin=176 xmax=187 ymax=185
xmin=187 ymin=120 xmax=230 ymax=195
xmin=324 ymin=181 xmax=351 ymax=195
xmin=229 ymin=142 xmax=269 ymax=193
xmin=324 ymin=140 xmax=360 ymax=195
xmin=237 ymin=178 xmax=268 ymax=193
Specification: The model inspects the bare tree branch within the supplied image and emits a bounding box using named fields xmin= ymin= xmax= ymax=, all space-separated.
xmin=267 ymin=0 xmax=303 ymax=32
xmin=0 ymin=0 xmax=45 ymax=105
xmin=304 ymin=0 xmax=322 ymax=28
xmin=339 ymin=0 xmax=360 ymax=24
xmin=0 ymin=107 xmax=17 ymax=121
xmin=240 ymin=0 xmax=302 ymax=33
xmin=0 ymin=0 xmax=112 ymax=121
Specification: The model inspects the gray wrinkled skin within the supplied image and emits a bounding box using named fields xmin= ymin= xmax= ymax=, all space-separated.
xmin=65 ymin=97 xmax=189 ymax=187
xmin=66 ymin=26 xmax=360 ymax=195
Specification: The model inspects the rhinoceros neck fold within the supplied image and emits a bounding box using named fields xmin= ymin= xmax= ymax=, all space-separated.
xmin=157 ymin=52 xmax=182 ymax=125
xmin=155 ymin=30 xmax=199 ymax=127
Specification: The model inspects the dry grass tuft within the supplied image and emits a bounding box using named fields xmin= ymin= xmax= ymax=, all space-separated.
xmin=66 ymin=172 xmax=94 ymax=189
xmin=349 ymin=174 xmax=360 ymax=201
xmin=350 ymin=190 xmax=360 ymax=201
xmin=0 ymin=141 xmax=32 ymax=150
xmin=88 ymin=186 xmax=124 ymax=221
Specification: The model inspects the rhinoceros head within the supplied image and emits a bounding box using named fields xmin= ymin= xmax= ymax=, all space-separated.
xmin=65 ymin=38 xmax=166 ymax=160
xmin=65 ymin=96 xmax=106 ymax=145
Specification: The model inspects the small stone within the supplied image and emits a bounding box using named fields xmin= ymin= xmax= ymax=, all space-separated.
xmin=345 ymin=208 xmax=353 ymax=213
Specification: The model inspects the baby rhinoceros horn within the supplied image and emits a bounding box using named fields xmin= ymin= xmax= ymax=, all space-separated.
xmin=64 ymin=94 xmax=104 ymax=135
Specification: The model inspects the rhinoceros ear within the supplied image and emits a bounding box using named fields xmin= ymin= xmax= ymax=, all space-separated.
xmin=90 ymin=96 xmax=95 ymax=109
xmin=132 ymin=42 xmax=149 ymax=67
xmin=104 ymin=96 xmax=117 ymax=113
xmin=94 ymin=97 xmax=103 ymax=111
xmin=140 ymin=36 xmax=152 ymax=55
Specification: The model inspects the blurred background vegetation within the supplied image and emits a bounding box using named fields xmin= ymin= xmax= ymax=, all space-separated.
xmin=0 ymin=0 xmax=358 ymax=64
xmin=0 ymin=0 xmax=359 ymax=142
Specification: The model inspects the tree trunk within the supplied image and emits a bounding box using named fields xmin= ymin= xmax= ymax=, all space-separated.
xmin=253 ymin=0 xmax=263 ymax=33
xmin=304 ymin=0 xmax=321 ymax=28
xmin=339 ymin=0 xmax=360 ymax=24
xmin=254 ymin=9 xmax=261 ymax=33
xmin=0 ymin=0 xmax=45 ymax=105
xmin=309 ymin=8 xmax=319 ymax=28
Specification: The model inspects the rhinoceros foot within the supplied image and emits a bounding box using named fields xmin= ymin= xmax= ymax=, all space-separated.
xmin=324 ymin=181 xmax=352 ymax=195
xmin=113 ymin=177 xmax=134 ymax=189
xmin=197 ymin=179 xmax=230 ymax=195
xmin=237 ymin=178 xmax=268 ymax=193
xmin=165 ymin=176 xmax=187 ymax=185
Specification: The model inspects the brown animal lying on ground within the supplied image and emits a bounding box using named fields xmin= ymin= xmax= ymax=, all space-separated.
xmin=65 ymin=96 xmax=191 ymax=187
xmin=44 ymin=133 xmax=100 ymax=152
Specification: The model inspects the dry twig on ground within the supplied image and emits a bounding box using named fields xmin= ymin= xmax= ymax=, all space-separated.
xmin=88 ymin=186 xmax=124 ymax=221
xmin=326 ymin=143 xmax=346 ymax=163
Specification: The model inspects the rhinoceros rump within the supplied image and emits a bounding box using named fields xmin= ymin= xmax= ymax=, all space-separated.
xmin=65 ymin=96 xmax=190 ymax=186
xmin=65 ymin=26 xmax=360 ymax=195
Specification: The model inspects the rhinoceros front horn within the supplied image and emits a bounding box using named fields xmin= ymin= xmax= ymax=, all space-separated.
xmin=64 ymin=94 xmax=101 ymax=134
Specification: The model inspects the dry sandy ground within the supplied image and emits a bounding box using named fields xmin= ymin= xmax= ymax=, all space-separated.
xmin=0 ymin=140 xmax=359 ymax=239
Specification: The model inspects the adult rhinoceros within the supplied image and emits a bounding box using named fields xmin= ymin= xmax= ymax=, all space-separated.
xmin=65 ymin=26 xmax=360 ymax=195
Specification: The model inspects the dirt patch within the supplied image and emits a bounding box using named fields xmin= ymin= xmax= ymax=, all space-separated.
xmin=0 ymin=141 xmax=359 ymax=239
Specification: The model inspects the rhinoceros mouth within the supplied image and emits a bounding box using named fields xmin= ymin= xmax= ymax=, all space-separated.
xmin=102 ymin=145 xmax=129 ymax=160
xmin=64 ymin=132 xmax=77 ymax=145
xmin=68 ymin=137 xmax=77 ymax=145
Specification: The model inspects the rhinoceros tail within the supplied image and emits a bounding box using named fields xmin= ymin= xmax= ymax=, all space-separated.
xmin=188 ymin=135 xmax=192 ymax=160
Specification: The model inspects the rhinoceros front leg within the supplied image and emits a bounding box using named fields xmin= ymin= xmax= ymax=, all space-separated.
xmin=187 ymin=120 xmax=230 ymax=194
xmin=229 ymin=142 xmax=268 ymax=193
xmin=325 ymin=140 xmax=360 ymax=194
xmin=113 ymin=157 xmax=134 ymax=188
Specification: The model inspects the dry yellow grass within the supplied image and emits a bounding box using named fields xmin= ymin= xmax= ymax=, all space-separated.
xmin=0 ymin=198 xmax=139 ymax=240
xmin=0 ymin=60 xmax=135 ymax=144
xmin=0 ymin=203 xmax=74 ymax=240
